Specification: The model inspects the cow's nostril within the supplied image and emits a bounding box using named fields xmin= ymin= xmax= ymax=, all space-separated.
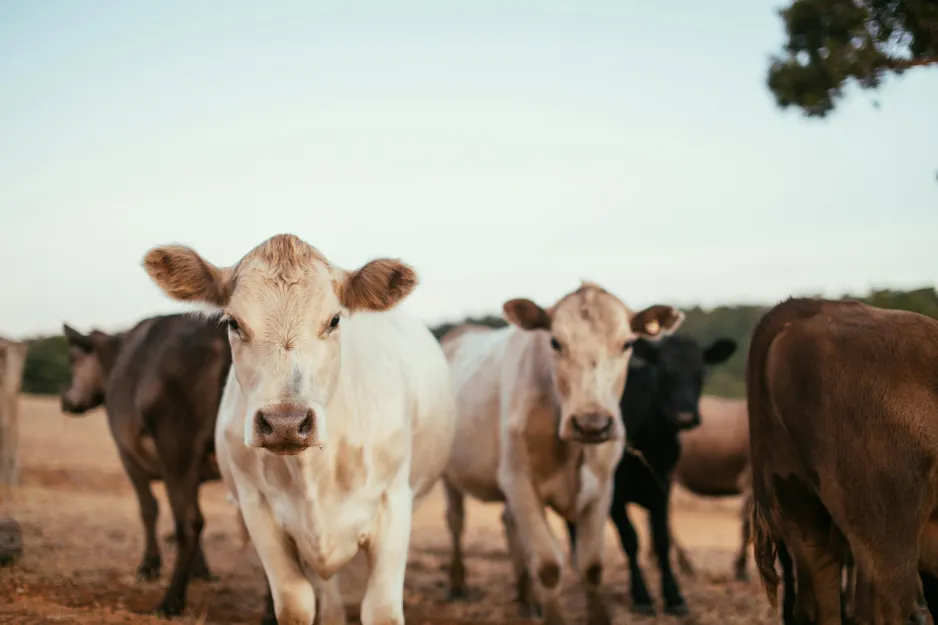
xmin=298 ymin=410 xmax=312 ymax=435
xmin=256 ymin=411 xmax=273 ymax=435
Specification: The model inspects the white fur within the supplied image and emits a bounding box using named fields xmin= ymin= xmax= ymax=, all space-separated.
xmin=220 ymin=309 xmax=457 ymax=625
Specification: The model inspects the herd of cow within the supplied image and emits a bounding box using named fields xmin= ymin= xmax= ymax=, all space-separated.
xmin=49 ymin=232 xmax=938 ymax=625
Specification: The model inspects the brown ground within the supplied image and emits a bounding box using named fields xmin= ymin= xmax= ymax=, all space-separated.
xmin=0 ymin=395 xmax=778 ymax=624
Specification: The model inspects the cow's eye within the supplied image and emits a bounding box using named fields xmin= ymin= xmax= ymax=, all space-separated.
xmin=330 ymin=314 xmax=341 ymax=329
xmin=550 ymin=337 xmax=562 ymax=352
xmin=223 ymin=317 xmax=240 ymax=334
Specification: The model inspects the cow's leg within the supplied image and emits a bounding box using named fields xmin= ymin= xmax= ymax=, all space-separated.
xmin=734 ymin=491 xmax=753 ymax=581
xmin=443 ymin=479 xmax=468 ymax=599
xmin=777 ymin=540 xmax=796 ymax=625
xmin=565 ymin=519 xmax=577 ymax=565
xmin=572 ymin=482 xmax=614 ymax=625
xmin=784 ymin=529 xmax=842 ymax=624
xmin=237 ymin=485 xmax=316 ymax=625
xmin=189 ymin=540 xmax=216 ymax=581
xmin=649 ymin=487 xmax=688 ymax=615
xmin=609 ymin=495 xmax=654 ymax=615
xmin=360 ymin=477 xmax=411 ymax=625
xmin=312 ymin=575 xmax=346 ymax=625
xmin=502 ymin=506 xmax=540 ymax=619
xmin=497 ymin=461 xmax=565 ymax=625
xmin=119 ymin=452 xmax=161 ymax=581
xmin=261 ymin=580 xmax=277 ymax=625
xmin=150 ymin=439 xmax=207 ymax=617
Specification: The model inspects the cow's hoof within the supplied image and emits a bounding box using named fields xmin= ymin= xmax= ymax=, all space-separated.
xmin=190 ymin=565 xmax=218 ymax=582
xmin=152 ymin=598 xmax=184 ymax=618
xmin=631 ymin=601 xmax=656 ymax=616
xmin=136 ymin=560 xmax=161 ymax=581
xmin=665 ymin=600 xmax=689 ymax=616
xmin=447 ymin=586 xmax=468 ymax=601
xmin=519 ymin=601 xmax=542 ymax=619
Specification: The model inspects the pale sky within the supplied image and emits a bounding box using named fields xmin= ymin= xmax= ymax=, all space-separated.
xmin=2 ymin=1 xmax=936 ymax=339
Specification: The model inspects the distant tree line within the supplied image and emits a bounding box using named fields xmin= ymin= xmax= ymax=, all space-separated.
xmin=16 ymin=287 xmax=938 ymax=399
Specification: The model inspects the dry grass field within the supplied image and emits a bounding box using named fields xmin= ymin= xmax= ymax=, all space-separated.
xmin=0 ymin=395 xmax=778 ymax=624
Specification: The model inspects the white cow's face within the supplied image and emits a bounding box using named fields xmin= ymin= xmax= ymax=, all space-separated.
xmin=142 ymin=234 xmax=417 ymax=456
xmin=503 ymin=283 xmax=684 ymax=444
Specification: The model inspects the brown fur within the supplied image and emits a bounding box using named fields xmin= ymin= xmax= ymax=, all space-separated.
xmin=339 ymin=258 xmax=418 ymax=312
xmin=142 ymin=245 xmax=232 ymax=306
xmin=60 ymin=315 xmax=232 ymax=617
xmin=747 ymin=297 xmax=938 ymax=624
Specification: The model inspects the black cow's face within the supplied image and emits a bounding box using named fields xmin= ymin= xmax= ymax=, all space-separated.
xmin=632 ymin=335 xmax=736 ymax=431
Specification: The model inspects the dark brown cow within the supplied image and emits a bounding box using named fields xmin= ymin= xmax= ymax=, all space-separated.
xmin=747 ymin=297 xmax=938 ymax=625
xmin=61 ymin=313 xmax=231 ymax=617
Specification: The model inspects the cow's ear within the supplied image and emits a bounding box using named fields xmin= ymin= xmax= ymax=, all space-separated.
xmin=703 ymin=338 xmax=736 ymax=365
xmin=630 ymin=305 xmax=684 ymax=339
xmin=503 ymin=298 xmax=551 ymax=331
xmin=339 ymin=258 xmax=418 ymax=312
xmin=631 ymin=338 xmax=659 ymax=365
xmin=63 ymin=323 xmax=93 ymax=352
xmin=143 ymin=245 xmax=233 ymax=309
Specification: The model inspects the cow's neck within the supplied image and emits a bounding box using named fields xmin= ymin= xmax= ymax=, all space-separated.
xmin=623 ymin=363 xmax=667 ymax=445
xmin=99 ymin=333 xmax=127 ymax=380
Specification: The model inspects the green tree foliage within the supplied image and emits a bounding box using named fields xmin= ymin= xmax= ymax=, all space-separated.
xmin=767 ymin=0 xmax=938 ymax=117
xmin=15 ymin=287 xmax=938 ymax=397
xmin=21 ymin=334 xmax=70 ymax=396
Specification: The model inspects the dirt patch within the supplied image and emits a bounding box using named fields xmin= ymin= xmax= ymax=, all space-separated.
xmin=0 ymin=395 xmax=779 ymax=623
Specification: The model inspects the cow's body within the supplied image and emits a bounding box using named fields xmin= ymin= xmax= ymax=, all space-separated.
xmin=142 ymin=233 xmax=458 ymax=625
xmin=440 ymin=285 xmax=685 ymax=625
xmin=61 ymin=314 xmax=231 ymax=616
xmin=748 ymin=298 xmax=938 ymax=625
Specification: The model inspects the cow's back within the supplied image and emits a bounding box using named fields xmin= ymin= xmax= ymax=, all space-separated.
xmin=675 ymin=396 xmax=749 ymax=496
xmin=106 ymin=314 xmax=231 ymax=476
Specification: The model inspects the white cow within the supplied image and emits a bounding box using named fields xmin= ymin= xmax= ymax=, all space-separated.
xmin=142 ymin=234 xmax=457 ymax=625
xmin=440 ymin=283 xmax=684 ymax=625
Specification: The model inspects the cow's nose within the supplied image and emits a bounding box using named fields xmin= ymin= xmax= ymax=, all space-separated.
xmin=571 ymin=413 xmax=615 ymax=442
xmin=252 ymin=404 xmax=315 ymax=454
xmin=674 ymin=411 xmax=699 ymax=429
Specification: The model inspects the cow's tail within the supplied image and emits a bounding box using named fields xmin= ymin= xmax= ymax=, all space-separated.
xmin=751 ymin=499 xmax=780 ymax=609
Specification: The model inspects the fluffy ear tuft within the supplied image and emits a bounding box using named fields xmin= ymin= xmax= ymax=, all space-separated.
xmin=340 ymin=258 xmax=418 ymax=312
xmin=630 ymin=305 xmax=684 ymax=339
xmin=142 ymin=245 xmax=232 ymax=308
xmin=503 ymin=298 xmax=552 ymax=331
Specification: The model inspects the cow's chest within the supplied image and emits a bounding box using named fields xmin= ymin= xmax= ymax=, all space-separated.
xmin=256 ymin=456 xmax=390 ymax=579
xmin=530 ymin=440 xmax=623 ymax=522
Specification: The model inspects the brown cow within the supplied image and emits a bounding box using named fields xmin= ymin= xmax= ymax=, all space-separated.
xmin=61 ymin=314 xmax=231 ymax=617
xmin=747 ymin=297 xmax=938 ymax=625
xmin=667 ymin=396 xmax=752 ymax=580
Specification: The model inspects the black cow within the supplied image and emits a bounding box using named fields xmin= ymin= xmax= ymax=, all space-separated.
xmin=566 ymin=334 xmax=736 ymax=616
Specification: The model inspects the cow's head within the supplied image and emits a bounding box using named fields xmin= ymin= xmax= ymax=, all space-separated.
xmin=142 ymin=234 xmax=417 ymax=456
xmin=503 ymin=282 xmax=684 ymax=444
xmin=630 ymin=335 xmax=737 ymax=431
xmin=60 ymin=324 xmax=112 ymax=414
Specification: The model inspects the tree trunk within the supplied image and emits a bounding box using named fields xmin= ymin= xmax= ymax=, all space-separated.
xmin=0 ymin=339 xmax=28 ymax=486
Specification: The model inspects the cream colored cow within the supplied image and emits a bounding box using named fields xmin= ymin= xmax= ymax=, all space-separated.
xmin=441 ymin=283 xmax=684 ymax=625
xmin=142 ymin=234 xmax=458 ymax=625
